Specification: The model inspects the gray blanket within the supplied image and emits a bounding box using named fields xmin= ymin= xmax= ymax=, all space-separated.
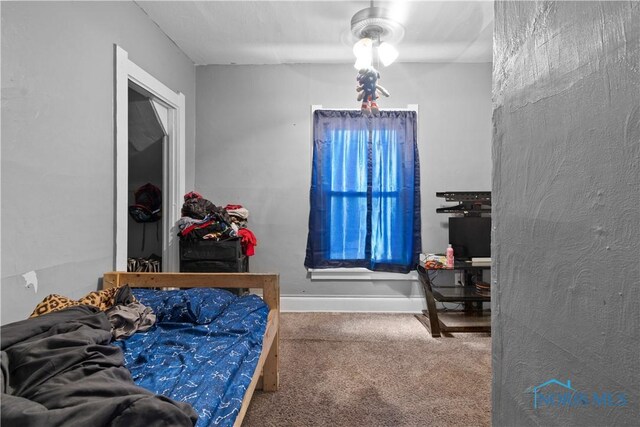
xmin=1 ymin=305 xmax=197 ymax=426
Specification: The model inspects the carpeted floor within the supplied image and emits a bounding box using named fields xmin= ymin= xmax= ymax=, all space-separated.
xmin=243 ymin=312 xmax=491 ymax=427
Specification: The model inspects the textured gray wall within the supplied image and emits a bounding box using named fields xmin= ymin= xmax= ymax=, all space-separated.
xmin=195 ymin=63 xmax=492 ymax=300
xmin=493 ymin=1 xmax=639 ymax=425
xmin=1 ymin=2 xmax=196 ymax=324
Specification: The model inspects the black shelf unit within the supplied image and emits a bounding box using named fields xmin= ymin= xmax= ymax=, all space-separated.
xmin=416 ymin=264 xmax=491 ymax=337
xmin=435 ymin=191 xmax=491 ymax=216
xmin=416 ymin=191 xmax=492 ymax=337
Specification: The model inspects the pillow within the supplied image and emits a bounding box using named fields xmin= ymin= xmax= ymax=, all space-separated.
xmin=30 ymin=286 xmax=135 ymax=318
xmin=131 ymin=287 xmax=236 ymax=324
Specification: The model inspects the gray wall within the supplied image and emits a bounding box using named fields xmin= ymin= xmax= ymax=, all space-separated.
xmin=1 ymin=1 xmax=196 ymax=324
xmin=493 ymin=1 xmax=639 ymax=425
xmin=195 ymin=62 xmax=492 ymax=300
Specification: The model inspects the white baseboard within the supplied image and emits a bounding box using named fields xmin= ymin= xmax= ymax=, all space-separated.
xmin=281 ymin=295 xmax=427 ymax=313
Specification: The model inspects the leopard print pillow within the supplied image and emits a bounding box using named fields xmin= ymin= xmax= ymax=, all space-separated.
xmin=29 ymin=294 xmax=82 ymax=318
xmin=29 ymin=286 xmax=134 ymax=318
xmin=78 ymin=287 xmax=121 ymax=311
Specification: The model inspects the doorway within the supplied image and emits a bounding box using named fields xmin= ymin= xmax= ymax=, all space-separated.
xmin=127 ymin=88 xmax=166 ymax=271
xmin=115 ymin=45 xmax=185 ymax=272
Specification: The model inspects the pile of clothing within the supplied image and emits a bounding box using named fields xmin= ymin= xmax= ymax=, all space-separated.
xmin=177 ymin=192 xmax=257 ymax=256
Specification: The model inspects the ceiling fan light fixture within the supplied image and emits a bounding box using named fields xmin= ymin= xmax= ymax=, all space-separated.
xmin=350 ymin=4 xmax=404 ymax=68
xmin=378 ymin=42 xmax=399 ymax=66
xmin=353 ymin=37 xmax=373 ymax=58
xmin=353 ymin=37 xmax=373 ymax=69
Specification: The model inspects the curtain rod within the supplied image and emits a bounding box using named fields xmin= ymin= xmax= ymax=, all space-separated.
xmin=311 ymin=104 xmax=418 ymax=112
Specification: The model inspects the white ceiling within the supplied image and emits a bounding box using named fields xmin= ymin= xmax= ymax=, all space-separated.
xmin=135 ymin=1 xmax=494 ymax=66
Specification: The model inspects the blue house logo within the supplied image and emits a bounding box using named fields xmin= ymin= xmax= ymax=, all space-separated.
xmin=530 ymin=378 xmax=628 ymax=409
xmin=532 ymin=378 xmax=576 ymax=409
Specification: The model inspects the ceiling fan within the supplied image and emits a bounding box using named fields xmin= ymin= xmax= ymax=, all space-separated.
xmin=350 ymin=0 xmax=405 ymax=68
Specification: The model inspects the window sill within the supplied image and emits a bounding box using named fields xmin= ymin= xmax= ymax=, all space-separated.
xmin=308 ymin=268 xmax=418 ymax=281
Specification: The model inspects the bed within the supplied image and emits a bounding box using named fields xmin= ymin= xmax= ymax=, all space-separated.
xmin=1 ymin=272 xmax=279 ymax=427
xmin=103 ymin=271 xmax=280 ymax=427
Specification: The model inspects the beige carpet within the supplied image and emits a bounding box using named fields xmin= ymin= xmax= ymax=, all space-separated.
xmin=243 ymin=312 xmax=491 ymax=427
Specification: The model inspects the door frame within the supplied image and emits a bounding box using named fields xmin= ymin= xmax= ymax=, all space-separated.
xmin=114 ymin=45 xmax=185 ymax=272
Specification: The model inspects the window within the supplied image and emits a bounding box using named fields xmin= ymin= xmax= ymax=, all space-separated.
xmin=305 ymin=110 xmax=421 ymax=273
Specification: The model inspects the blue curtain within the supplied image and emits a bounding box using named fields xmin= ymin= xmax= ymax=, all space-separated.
xmin=305 ymin=110 xmax=421 ymax=273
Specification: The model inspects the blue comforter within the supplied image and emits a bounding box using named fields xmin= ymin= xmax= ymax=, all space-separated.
xmin=114 ymin=288 xmax=269 ymax=427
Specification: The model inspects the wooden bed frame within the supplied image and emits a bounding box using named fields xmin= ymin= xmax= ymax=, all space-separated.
xmin=102 ymin=272 xmax=279 ymax=427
